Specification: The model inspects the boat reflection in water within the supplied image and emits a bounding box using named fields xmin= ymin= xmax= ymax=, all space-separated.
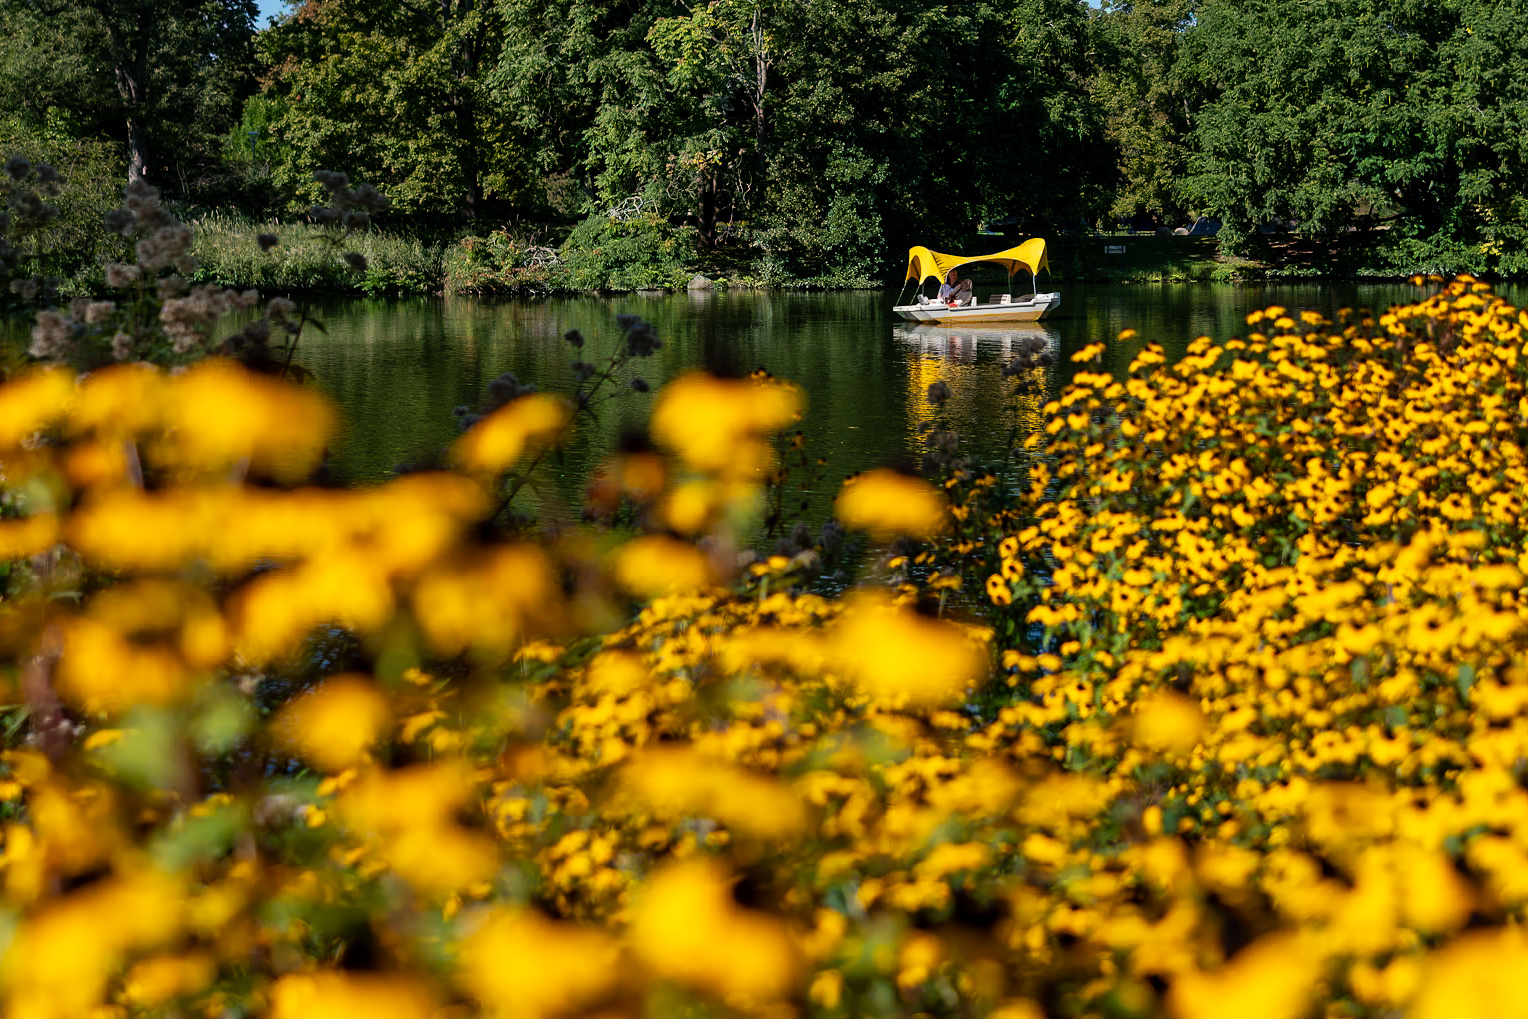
xmin=891 ymin=322 xmax=1060 ymax=364
xmin=893 ymin=323 xmax=1057 ymax=458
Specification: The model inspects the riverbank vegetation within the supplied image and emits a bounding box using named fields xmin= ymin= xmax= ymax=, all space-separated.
xmin=4 ymin=0 xmax=1528 ymax=293
xmin=4 ymin=171 xmax=1528 ymax=1015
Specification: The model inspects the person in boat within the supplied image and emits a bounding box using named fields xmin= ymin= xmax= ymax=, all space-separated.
xmin=938 ymin=268 xmax=973 ymax=306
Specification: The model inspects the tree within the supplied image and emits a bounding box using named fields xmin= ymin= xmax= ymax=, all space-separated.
xmin=754 ymin=0 xmax=1109 ymax=276
xmin=490 ymin=0 xmax=677 ymax=217
xmin=644 ymin=0 xmax=775 ymax=249
xmin=0 ymin=0 xmax=258 ymax=189
xmin=256 ymin=0 xmax=531 ymax=220
xmin=1090 ymin=0 xmax=1197 ymax=226
xmin=1178 ymin=0 xmax=1528 ymax=268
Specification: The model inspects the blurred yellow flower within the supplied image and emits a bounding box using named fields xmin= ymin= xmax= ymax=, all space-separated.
xmin=0 ymin=870 xmax=183 ymax=1019
xmin=612 ymin=535 xmax=714 ymax=597
xmin=70 ymin=362 xmax=166 ymax=438
xmin=459 ymin=910 xmax=620 ymax=1018
xmin=835 ymin=468 xmax=946 ymax=539
xmin=1413 ymin=929 xmax=1528 ymax=1019
xmin=1132 ymin=691 xmax=1205 ymax=756
xmin=662 ymin=478 xmax=723 ymax=534
xmin=269 ymin=972 xmax=436 ymax=1019
xmin=119 ymin=952 xmax=216 ymax=1008
xmin=231 ymin=550 xmax=395 ymax=662
xmin=829 ymin=593 xmax=986 ymax=705
xmin=1169 ymin=932 xmax=1321 ymax=1019
xmin=411 ymin=544 xmax=562 ymax=657
xmin=273 ymin=675 xmax=392 ymax=773
xmin=650 ymin=372 xmax=801 ymax=478
xmin=58 ymin=617 xmax=192 ymax=711
xmin=0 ymin=368 xmax=72 ymax=450
xmin=339 ymin=761 xmax=498 ymax=894
xmin=453 ymin=393 xmax=571 ymax=474
xmin=623 ymin=746 xmax=807 ymax=839
xmin=630 ymin=859 xmax=799 ymax=999
xmin=0 ymin=513 xmax=58 ymax=560
xmin=156 ymin=359 xmax=336 ymax=482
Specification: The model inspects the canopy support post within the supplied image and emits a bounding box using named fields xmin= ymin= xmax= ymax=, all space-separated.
xmin=896 ymin=280 xmax=913 ymax=307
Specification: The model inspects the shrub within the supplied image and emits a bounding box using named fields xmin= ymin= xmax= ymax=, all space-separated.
xmin=558 ymin=212 xmax=699 ymax=291
xmin=0 ymin=121 xmax=123 ymax=290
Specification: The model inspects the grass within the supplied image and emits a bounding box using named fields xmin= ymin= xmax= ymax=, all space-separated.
xmin=188 ymin=214 xmax=449 ymax=295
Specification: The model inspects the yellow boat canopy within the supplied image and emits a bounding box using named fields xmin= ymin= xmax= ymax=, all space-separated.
xmin=904 ymin=238 xmax=1050 ymax=285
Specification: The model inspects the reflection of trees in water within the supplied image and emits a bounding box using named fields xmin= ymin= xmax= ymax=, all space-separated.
xmin=285 ymin=291 xmax=910 ymax=531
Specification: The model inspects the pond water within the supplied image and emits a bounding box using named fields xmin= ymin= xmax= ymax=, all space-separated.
xmin=296 ymin=282 xmax=1523 ymax=511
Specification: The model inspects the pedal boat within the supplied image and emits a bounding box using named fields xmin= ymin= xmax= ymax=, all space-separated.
xmin=892 ymin=238 xmax=1060 ymax=324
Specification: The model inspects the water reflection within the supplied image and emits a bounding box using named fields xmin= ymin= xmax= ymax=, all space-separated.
xmin=891 ymin=323 xmax=1060 ymax=364
xmin=892 ymin=323 xmax=1060 ymax=464
xmin=13 ymin=281 xmax=1521 ymax=523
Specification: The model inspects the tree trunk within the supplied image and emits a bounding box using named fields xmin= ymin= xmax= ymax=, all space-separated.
xmin=457 ymin=97 xmax=483 ymax=220
xmin=101 ymin=0 xmax=155 ymax=183
xmin=448 ymin=0 xmax=483 ymax=220
xmin=698 ymin=172 xmax=718 ymax=250
xmin=751 ymin=5 xmax=768 ymax=173
xmin=124 ymin=113 xmax=150 ymax=183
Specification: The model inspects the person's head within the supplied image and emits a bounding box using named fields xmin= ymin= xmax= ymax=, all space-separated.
xmin=945 ymin=268 xmax=959 ymax=284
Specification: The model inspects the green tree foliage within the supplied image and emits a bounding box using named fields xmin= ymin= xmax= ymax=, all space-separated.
xmin=490 ymin=0 xmax=1110 ymax=279
xmin=1178 ymin=0 xmax=1528 ymax=269
xmin=256 ymin=0 xmax=536 ymax=220
xmin=490 ymin=0 xmax=675 ymax=217
xmin=757 ymin=0 xmax=1109 ymax=276
xmin=1090 ymin=0 xmax=1196 ymax=226
xmin=0 ymin=0 xmax=258 ymax=194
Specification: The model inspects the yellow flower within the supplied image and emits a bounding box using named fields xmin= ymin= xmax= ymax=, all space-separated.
xmin=1413 ymin=929 xmax=1528 ymax=1019
xmin=339 ymin=762 xmax=498 ymax=895
xmin=1168 ymin=932 xmax=1321 ymax=1019
xmin=156 ymin=359 xmax=336 ymax=482
xmin=630 ymin=859 xmax=799 ymax=999
xmin=269 ymin=972 xmax=436 ymax=1019
xmin=231 ymin=550 xmax=395 ymax=662
xmin=453 ymin=393 xmax=572 ymax=474
xmin=0 ymin=870 xmax=183 ymax=1019
xmin=829 ymin=592 xmax=986 ymax=705
xmin=411 ymin=544 xmax=562 ymax=657
xmin=71 ymin=362 xmax=166 ymax=437
xmin=650 ymin=372 xmax=801 ymax=478
xmin=0 ymin=368 xmax=72 ymax=450
xmin=459 ymin=910 xmax=619 ymax=1018
xmin=118 ymin=952 xmax=216 ymax=1008
xmin=1132 ymin=691 xmax=1205 ymax=756
xmin=0 ymin=513 xmax=58 ymax=560
xmin=834 ymin=468 xmax=946 ymax=539
xmin=623 ymin=746 xmax=807 ymax=838
xmin=612 ymin=534 xmax=715 ymax=597
xmin=272 ymin=675 xmax=392 ymax=772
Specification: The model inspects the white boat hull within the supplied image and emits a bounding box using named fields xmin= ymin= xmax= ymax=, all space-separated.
xmin=892 ymin=292 xmax=1061 ymax=324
